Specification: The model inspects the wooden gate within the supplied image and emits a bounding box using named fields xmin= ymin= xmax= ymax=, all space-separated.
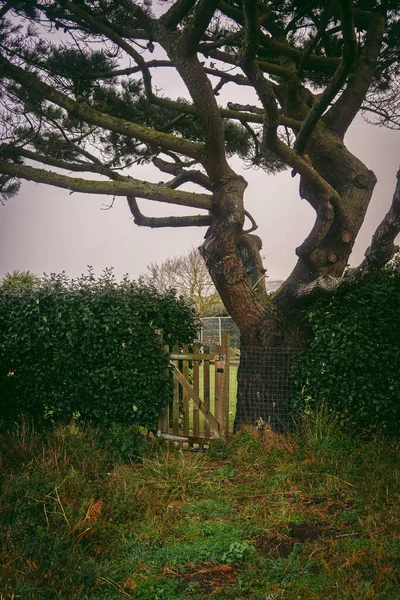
xmin=158 ymin=333 xmax=230 ymax=446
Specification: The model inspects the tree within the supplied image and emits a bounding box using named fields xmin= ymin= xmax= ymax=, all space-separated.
xmin=0 ymin=0 xmax=399 ymax=429
xmin=0 ymin=270 xmax=39 ymax=290
xmin=140 ymin=247 xmax=226 ymax=317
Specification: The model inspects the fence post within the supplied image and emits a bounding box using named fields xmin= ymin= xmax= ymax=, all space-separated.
xmin=215 ymin=332 xmax=230 ymax=436
xmin=203 ymin=344 xmax=211 ymax=440
xmin=158 ymin=343 xmax=170 ymax=435
xmin=192 ymin=343 xmax=200 ymax=438
xmin=172 ymin=344 xmax=180 ymax=435
xmin=182 ymin=344 xmax=189 ymax=437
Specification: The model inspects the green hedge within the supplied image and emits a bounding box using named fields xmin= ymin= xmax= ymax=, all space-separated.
xmin=0 ymin=269 xmax=198 ymax=429
xmin=293 ymin=258 xmax=400 ymax=435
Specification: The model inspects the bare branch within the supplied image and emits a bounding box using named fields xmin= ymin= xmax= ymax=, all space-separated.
xmin=127 ymin=196 xmax=211 ymax=228
xmin=204 ymin=48 xmax=294 ymax=80
xmin=227 ymin=103 xmax=264 ymax=116
xmin=360 ymin=168 xmax=400 ymax=270
xmin=152 ymin=157 xmax=213 ymax=191
xmin=243 ymin=210 xmax=258 ymax=234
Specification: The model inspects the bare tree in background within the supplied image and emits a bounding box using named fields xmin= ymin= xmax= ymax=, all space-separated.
xmin=141 ymin=248 xmax=226 ymax=317
xmin=0 ymin=0 xmax=399 ymax=428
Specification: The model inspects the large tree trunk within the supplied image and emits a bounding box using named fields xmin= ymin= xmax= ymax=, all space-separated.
xmin=202 ymin=126 xmax=377 ymax=433
xmin=234 ymin=304 xmax=308 ymax=432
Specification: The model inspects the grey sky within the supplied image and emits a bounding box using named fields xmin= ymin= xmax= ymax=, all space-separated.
xmin=0 ymin=36 xmax=399 ymax=282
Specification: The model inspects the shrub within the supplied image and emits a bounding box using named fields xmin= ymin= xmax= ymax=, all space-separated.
xmin=0 ymin=268 xmax=198 ymax=430
xmin=293 ymin=257 xmax=400 ymax=435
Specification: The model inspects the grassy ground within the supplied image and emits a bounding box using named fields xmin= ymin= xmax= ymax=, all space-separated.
xmin=1 ymin=416 xmax=400 ymax=599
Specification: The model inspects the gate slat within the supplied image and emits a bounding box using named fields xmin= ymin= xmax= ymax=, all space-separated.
xmin=182 ymin=344 xmax=189 ymax=436
xmin=203 ymin=344 xmax=210 ymax=439
xmin=192 ymin=344 xmax=200 ymax=438
xmin=172 ymin=366 xmax=220 ymax=434
xmin=172 ymin=344 xmax=180 ymax=435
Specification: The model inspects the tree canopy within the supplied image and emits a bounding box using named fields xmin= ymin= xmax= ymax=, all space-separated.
xmin=0 ymin=0 xmax=399 ymax=348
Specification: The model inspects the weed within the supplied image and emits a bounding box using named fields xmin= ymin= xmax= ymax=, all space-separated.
xmin=268 ymin=544 xmax=313 ymax=584
xmin=221 ymin=541 xmax=255 ymax=564
xmin=295 ymin=403 xmax=348 ymax=453
xmin=138 ymin=449 xmax=206 ymax=501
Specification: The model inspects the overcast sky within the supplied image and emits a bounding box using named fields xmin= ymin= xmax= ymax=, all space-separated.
xmin=0 ymin=52 xmax=399 ymax=283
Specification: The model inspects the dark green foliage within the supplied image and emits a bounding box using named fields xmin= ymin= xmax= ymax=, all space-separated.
xmin=0 ymin=268 xmax=197 ymax=429
xmin=293 ymin=258 xmax=400 ymax=434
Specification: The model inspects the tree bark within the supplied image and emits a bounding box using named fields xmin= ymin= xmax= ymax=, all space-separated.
xmin=206 ymin=123 xmax=377 ymax=432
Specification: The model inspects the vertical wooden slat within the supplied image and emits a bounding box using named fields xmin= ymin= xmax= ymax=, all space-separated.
xmin=214 ymin=342 xmax=222 ymax=430
xmin=220 ymin=333 xmax=230 ymax=436
xmin=158 ymin=344 xmax=170 ymax=434
xmin=203 ymin=344 xmax=210 ymax=439
xmin=192 ymin=343 xmax=200 ymax=438
xmin=182 ymin=344 xmax=189 ymax=437
xmin=172 ymin=344 xmax=180 ymax=435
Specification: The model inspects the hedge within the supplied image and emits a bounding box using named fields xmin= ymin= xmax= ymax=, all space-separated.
xmin=0 ymin=269 xmax=198 ymax=429
xmin=293 ymin=257 xmax=400 ymax=435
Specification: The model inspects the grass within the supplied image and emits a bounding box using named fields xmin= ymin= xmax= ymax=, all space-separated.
xmin=1 ymin=416 xmax=400 ymax=599
xmin=197 ymin=363 xmax=238 ymax=429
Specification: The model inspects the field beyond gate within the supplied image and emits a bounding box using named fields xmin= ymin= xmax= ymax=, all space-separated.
xmin=158 ymin=333 xmax=234 ymax=445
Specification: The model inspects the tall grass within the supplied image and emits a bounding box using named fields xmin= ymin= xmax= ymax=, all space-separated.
xmin=1 ymin=417 xmax=399 ymax=599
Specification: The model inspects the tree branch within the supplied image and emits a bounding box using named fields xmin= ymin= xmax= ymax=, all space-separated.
xmin=61 ymin=0 xmax=154 ymax=99
xmin=297 ymin=5 xmax=333 ymax=75
xmin=360 ymin=168 xmax=400 ymax=270
xmin=294 ymin=0 xmax=357 ymax=155
xmin=152 ymin=156 xmax=213 ymax=191
xmin=106 ymin=59 xmax=252 ymax=87
xmin=217 ymin=1 xmax=340 ymax=73
xmin=4 ymin=147 xmax=120 ymax=179
xmin=127 ymin=196 xmax=211 ymax=228
xmin=277 ymin=142 xmax=339 ymax=264
xmin=160 ymin=0 xmax=197 ymax=29
xmin=154 ymin=28 xmax=233 ymax=182
xmin=240 ymin=0 xmax=280 ymax=149
xmin=282 ymin=170 xmax=400 ymax=306
xmin=0 ymin=56 xmax=203 ymax=161
xmin=0 ymin=161 xmax=212 ymax=210
xmin=323 ymin=12 xmax=385 ymax=137
xmin=178 ymin=0 xmax=220 ymax=55
xmin=258 ymin=35 xmax=340 ymax=73
xmin=204 ymin=48 xmax=294 ymax=80
xmin=112 ymin=0 xmax=154 ymax=32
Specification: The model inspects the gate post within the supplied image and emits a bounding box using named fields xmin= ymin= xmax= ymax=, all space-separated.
xmin=215 ymin=332 xmax=230 ymax=436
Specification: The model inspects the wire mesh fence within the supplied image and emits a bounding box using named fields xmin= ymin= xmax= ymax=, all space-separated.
xmin=199 ymin=317 xmax=240 ymax=350
xmin=197 ymin=323 xmax=303 ymax=432
xmin=229 ymin=347 xmax=302 ymax=432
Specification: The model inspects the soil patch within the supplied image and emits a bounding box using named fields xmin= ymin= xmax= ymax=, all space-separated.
xmin=288 ymin=522 xmax=323 ymax=542
xmin=256 ymin=532 xmax=296 ymax=558
xmin=167 ymin=562 xmax=238 ymax=595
